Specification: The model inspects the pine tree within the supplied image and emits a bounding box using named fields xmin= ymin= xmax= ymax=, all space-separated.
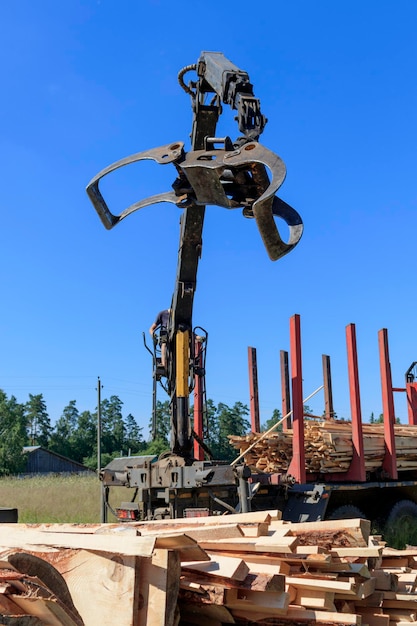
xmin=0 ymin=390 xmax=27 ymax=475
xmin=25 ymin=393 xmax=51 ymax=447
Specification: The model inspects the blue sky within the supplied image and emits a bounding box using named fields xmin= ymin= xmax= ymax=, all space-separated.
xmin=1 ymin=1 xmax=416 ymax=436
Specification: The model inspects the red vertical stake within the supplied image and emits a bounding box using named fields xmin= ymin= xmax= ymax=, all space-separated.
xmin=345 ymin=324 xmax=366 ymax=481
xmin=378 ymin=328 xmax=398 ymax=479
xmin=280 ymin=350 xmax=291 ymax=430
xmin=287 ymin=314 xmax=306 ymax=483
xmin=193 ymin=338 xmax=204 ymax=461
xmin=248 ymin=347 xmax=260 ymax=433
xmin=406 ymin=383 xmax=417 ymax=425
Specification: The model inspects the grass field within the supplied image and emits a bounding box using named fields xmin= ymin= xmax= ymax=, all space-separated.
xmin=0 ymin=474 xmax=133 ymax=523
xmin=1 ymin=475 xmax=416 ymax=549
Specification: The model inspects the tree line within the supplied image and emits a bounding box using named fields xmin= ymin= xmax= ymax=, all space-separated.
xmin=0 ymin=389 xmax=254 ymax=475
xmin=0 ymin=388 xmax=389 ymax=477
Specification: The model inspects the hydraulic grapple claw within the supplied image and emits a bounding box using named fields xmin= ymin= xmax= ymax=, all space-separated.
xmin=86 ymin=138 xmax=303 ymax=260
xmin=85 ymin=142 xmax=186 ymax=229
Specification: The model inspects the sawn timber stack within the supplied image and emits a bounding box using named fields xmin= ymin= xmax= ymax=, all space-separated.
xmin=1 ymin=512 xmax=417 ymax=625
xmin=228 ymin=420 xmax=417 ymax=474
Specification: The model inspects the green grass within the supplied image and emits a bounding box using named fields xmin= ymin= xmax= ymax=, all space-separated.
xmin=383 ymin=518 xmax=417 ymax=550
xmin=0 ymin=474 xmax=132 ymax=523
xmin=1 ymin=475 xmax=417 ymax=549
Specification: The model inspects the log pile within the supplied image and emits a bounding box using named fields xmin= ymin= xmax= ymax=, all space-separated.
xmin=228 ymin=420 xmax=417 ymax=474
xmin=2 ymin=513 xmax=417 ymax=625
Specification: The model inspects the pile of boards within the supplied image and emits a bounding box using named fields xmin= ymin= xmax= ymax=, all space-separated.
xmin=1 ymin=512 xmax=417 ymax=625
xmin=228 ymin=420 xmax=417 ymax=474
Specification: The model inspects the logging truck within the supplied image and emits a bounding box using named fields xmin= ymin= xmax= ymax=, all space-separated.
xmin=87 ymin=53 xmax=417 ymax=536
xmin=100 ymin=318 xmax=417 ymax=540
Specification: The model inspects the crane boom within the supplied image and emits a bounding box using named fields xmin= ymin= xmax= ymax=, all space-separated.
xmin=86 ymin=52 xmax=303 ymax=520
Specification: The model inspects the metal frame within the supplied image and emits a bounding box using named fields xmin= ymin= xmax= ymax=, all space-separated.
xmin=378 ymin=328 xmax=398 ymax=479
xmin=287 ymin=314 xmax=306 ymax=483
xmin=248 ymin=347 xmax=260 ymax=432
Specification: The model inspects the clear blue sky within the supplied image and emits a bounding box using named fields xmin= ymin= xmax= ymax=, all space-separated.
xmin=1 ymin=1 xmax=416 ymax=436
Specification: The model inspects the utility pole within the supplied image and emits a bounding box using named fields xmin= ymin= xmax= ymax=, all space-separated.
xmin=97 ymin=377 xmax=106 ymax=522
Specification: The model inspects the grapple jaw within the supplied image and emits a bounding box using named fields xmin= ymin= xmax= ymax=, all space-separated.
xmin=86 ymin=138 xmax=303 ymax=261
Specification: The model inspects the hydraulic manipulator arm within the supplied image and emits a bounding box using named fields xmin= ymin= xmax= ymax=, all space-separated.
xmin=86 ymin=52 xmax=304 ymax=463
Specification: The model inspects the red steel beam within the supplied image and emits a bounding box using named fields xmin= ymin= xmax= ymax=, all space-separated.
xmin=193 ymin=338 xmax=204 ymax=461
xmin=406 ymin=383 xmax=417 ymax=425
xmin=287 ymin=314 xmax=306 ymax=483
xmin=378 ymin=328 xmax=397 ymax=479
xmin=280 ymin=350 xmax=291 ymax=430
xmin=248 ymin=347 xmax=260 ymax=433
xmin=344 ymin=323 xmax=366 ymax=481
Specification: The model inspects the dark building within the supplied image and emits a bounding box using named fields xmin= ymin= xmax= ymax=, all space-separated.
xmin=22 ymin=447 xmax=94 ymax=475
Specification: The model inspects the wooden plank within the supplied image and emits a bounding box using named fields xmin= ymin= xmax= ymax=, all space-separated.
xmin=178 ymin=603 xmax=235 ymax=625
xmin=225 ymin=587 xmax=290 ymax=613
xmin=154 ymin=534 xmax=209 ymax=561
xmin=331 ymin=547 xmax=383 ymax=558
xmin=355 ymin=610 xmax=389 ymax=626
xmin=53 ymin=549 xmax=141 ymax=626
xmin=294 ymin=588 xmax=336 ymax=610
xmin=270 ymin=518 xmax=367 ymax=532
xmin=286 ymin=575 xmax=357 ymax=594
xmin=209 ymin=551 xmax=291 ymax=575
xmin=140 ymin=523 xmax=244 ymax=540
xmin=9 ymin=596 xmax=80 ymax=626
xmin=238 ymin=522 xmax=269 ymax=537
xmin=0 ymin=526 xmax=155 ymax=558
xmin=397 ymin=572 xmax=417 ymax=592
xmin=136 ymin=509 xmax=280 ymax=528
xmin=137 ymin=549 xmax=180 ymax=626
xmin=241 ymin=606 xmax=362 ymax=625
xmin=198 ymin=534 xmax=298 ymax=554
xmin=294 ymin=544 xmax=328 ymax=554
xmin=335 ymin=577 xmax=376 ymax=600
xmin=371 ymin=568 xmax=398 ymax=591
xmin=380 ymin=557 xmax=411 ymax=568
xmin=181 ymin=571 xmax=285 ymax=593
xmin=274 ymin=517 xmax=370 ymax=542
xmin=182 ymin=555 xmax=249 ymax=581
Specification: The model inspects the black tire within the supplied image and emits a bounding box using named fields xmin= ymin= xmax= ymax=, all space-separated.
xmin=386 ymin=500 xmax=417 ymax=527
xmin=385 ymin=500 xmax=417 ymax=548
xmin=327 ymin=505 xmax=366 ymax=520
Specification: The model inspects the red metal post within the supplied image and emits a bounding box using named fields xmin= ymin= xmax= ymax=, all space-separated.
xmin=406 ymin=383 xmax=417 ymax=425
xmin=378 ymin=328 xmax=398 ymax=479
xmin=193 ymin=338 xmax=204 ymax=461
xmin=280 ymin=350 xmax=291 ymax=430
xmin=248 ymin=347 xmax=260 ymax=433
xmin=322 ymin=354 xmax=333 ymax=420
xmin=287 ymin=314 xmax=306 ymax=483
xmin=344 ymin=324 xmax=366 ymax=481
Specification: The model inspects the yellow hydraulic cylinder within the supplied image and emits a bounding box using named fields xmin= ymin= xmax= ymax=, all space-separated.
xmin=176 ymin=329 xmax=189 ymax=397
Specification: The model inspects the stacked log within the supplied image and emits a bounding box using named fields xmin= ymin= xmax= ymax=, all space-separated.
xmin=228 ymin=420 xmax=417 ymax=474
xmin=2 ymin=513 xmax=417 ymax=625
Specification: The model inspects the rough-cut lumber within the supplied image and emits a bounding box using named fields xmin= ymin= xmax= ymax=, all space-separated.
xmin=153 ymin=533 xmax=209 ymax=561
xmin=224 ymin=587 xmax=290 ymax=614
xmin=46 ymin=549 xmax=141 ymax=626
xmin=137 ymin=548 xmax=180 ymax=626
xmin=6 ymin=515 xmax=417 ymax=626
xmin=0 ymin=525 xmax=156 ymax=557
xmin=229 ymin=419 xmax=417 ymax=475
xmin=294 ymin=588 xmax=336 ymax=610
xmin=182 ymin=554 xmax=249 ymax=581
xmin=198 ymin=533 xmax=299 ymax=554
xmin=277 ymin=517 xmax=371 ymax=547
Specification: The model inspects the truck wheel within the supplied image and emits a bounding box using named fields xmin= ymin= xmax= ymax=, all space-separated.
xmin=327 ymin=505 xmax=366 ymax=520
xmin=385 ymin=500 xmax=417 ymax=548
